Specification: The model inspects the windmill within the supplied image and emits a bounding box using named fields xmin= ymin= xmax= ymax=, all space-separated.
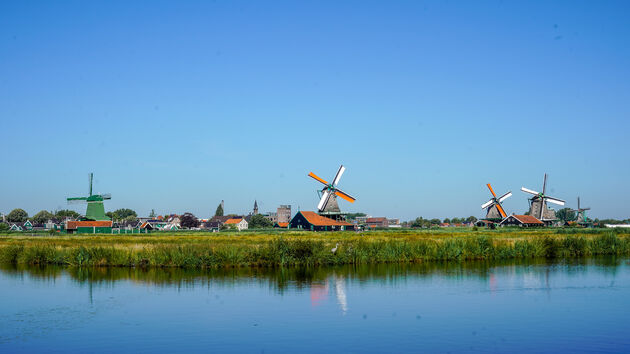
xmin=570 ymin=197 xmax=592 ymax=226
xmin=481 ymin=184 xmax=512 ymax=221
xmin=67 ymin=173 xmax=111 ymax=221
xmin=521 ymin=173 xmax=565 ymax=224
xmin=308 ymin=165 xmax=356 ymax=221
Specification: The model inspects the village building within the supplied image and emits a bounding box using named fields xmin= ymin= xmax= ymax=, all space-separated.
xmin=289 ymin=211 xmax=354 ymax=231
xmin=225 ymin=218 xmax=248 ymax=231
xmin=366 ymin=217 xmax=389 ymax=228
xmin=277 ymin=205 xmax=292 ymax=224
xmin=65 ymin=220 xmax=113 ymax=234
xmin=499 ymin=214 xmax=544 ymax=227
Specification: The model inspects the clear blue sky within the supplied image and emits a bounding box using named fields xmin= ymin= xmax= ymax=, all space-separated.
xmin=1 ymin=1 xmax=629 ymax=221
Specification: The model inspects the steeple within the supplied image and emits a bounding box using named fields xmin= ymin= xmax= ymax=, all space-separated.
xmin=253 ymin=200 xmax=259 ymax=215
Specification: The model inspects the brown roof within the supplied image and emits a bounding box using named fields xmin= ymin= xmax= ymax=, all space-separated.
xmin=66 ymin=221 xmax=113 ymax=229
xmin=512 ymin=215 xmax=544 ymax=225
xmin=277 ymin=222 xmax=289 ymax=228
xmin=299 ymin=211 xmax=353 ymax=226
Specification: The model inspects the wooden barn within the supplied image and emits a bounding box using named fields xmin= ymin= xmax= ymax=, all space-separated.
xmin=289 ymin=211 xmax=354 ymax=231
xmin=499 ymin=214 xmax=544 ymax=227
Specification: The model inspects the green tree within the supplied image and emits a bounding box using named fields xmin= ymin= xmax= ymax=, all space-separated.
xmin=0 ymin=223 xmax=9 ymax=231
xmin=556 ymin=208 xmax=576 ymax=222
xmin=429 ymin=219 xmax=441 ymax=225
xmin=55 ymin=209 xmax=80 ymax=220
xmin=249 ymin=214 xmax=273 ymax=229
xmin=215 ymin=203 xmax=224 ymax=217
xmin=466 ymin=216 xmax=478 ymax=223
xmin=109 ymin=208 xmax=137 ymax=221
xmin=33 ymin=210 xmax=54 ymax=224
xmin=7 ymin=208 xmax=28 ymax=223
xmin=443 ymin=218 xmax=451 ymax=224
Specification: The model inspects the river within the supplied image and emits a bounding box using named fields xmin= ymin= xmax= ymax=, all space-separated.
xmin=1 ymin=258 xmax=629 ymax=353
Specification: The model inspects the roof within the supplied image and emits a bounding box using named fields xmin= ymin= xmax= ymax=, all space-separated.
xmin=298 ymin=211 xmax=353 ymax=226
xmin=508 ymin=215 xmax=544 ymax=225
xmin=225 ymin=218 xmax=244 ymax=224
xmin=366 ymin=217 xmax=387 ymax=223
xmin=276 ymin=222 xmax=289 ymax=228
xmin=66 ymin=220 xmax=113 ymax=229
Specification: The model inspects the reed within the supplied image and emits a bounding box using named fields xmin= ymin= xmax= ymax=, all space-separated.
xmin=0 ymin=229 xmax=628 ymax=268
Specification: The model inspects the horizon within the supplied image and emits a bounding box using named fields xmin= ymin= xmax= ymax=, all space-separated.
xmin=1 ymin=1 xmax=629 ymax=221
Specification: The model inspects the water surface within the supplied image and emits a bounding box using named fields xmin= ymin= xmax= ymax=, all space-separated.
xmin=1 ymin=258 xmax=629 ymax=353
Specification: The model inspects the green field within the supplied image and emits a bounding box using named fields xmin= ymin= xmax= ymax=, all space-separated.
xmin=0 ymin=228 xmax=629 ymax=268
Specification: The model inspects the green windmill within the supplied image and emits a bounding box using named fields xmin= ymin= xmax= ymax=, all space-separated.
xmin=67 ymin=173 xmax=111 ymax=221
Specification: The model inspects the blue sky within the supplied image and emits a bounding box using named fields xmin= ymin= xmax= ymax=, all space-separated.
xmin=1 ymin=1 xmax=629 ymax=221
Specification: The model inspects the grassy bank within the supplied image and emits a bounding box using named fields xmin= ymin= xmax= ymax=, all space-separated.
xmin=0 ymin=229 xmax=629 ymax=268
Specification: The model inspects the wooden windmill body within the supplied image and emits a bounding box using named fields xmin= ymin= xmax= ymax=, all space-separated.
xmin=481 ymin=184 xmax=512 ymax=221
xmin=521 ymin=173 xmax=565 ymax=226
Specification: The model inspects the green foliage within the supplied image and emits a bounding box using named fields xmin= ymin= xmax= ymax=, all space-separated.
xmin=55 ymin=209 xmax=80 ymax=220
xmin=7 ymin=209 xmax=28 ymax=223
xmin=215 ymin=203 xmax=224 ymax=217
xmin=33 ymin=210 xmax=54 ymax=224
xmin=249 ymin=214 xmax=273 ymax=229
xmin=107 ymin=208 xmax=137 ymax=221
xmin=0 ymin=223 xmax=9 ymax=231
xmin=556 ymin=208 xmax=576 ymax=222
xmin=443 ymin=218 xmax=451 ymax=223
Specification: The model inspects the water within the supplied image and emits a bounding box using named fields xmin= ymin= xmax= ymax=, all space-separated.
xmin=1 ymin=258 xmax=629 ymax=353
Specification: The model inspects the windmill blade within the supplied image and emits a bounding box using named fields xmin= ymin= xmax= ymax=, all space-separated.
xmin=101 ymin=193 xmax=111 ymax=200
xmin=495 ymin=203 xmax=507 ymax=218
xmin=540 ymin=200 xmax=545 ymax=219
xmin=582 ymin=207 xmax=591 ymax=211
xmin=521 ymin=187 xmax=539 ymax=196
xmin=317 ymin=189 xmax=331 ymax=211
xmin=67 ymin=198 xmax=87 ymax=204
xmin=498 ymin=191 xmax=512 ymax=203
xmin=481 ymin=199 xmax=494 ymax=209
xmin=546 ymin=197 xmax=565 ymax=206
xmin=486 ymin=183 xmax=497 ymax=198
xmin=308 ymin=172 xmax=329 ymax=186
xmin=542 ymin=173 xmax=547 ymax=195
xmin=332 ymin=165 xmax=345 ymax=186
xmin=334 ymin=189 xmax=355 ymax=203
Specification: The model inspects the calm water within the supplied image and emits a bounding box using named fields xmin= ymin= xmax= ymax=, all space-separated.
xmin=1 ymin=258 xmax=629 ymax=353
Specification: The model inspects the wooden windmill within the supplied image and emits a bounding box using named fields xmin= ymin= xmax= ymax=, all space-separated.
xmin=481 ymin=184 xmax=512 ymax=221
xmin=521 ymin=173 xmax=565 ymax=224
xmin=570 ymin=197 xmax=591 ymax=226
xmin=67 ymin=173 xmax=111 ymax=221
xmin=308 ymin=165 xmax=356 ymax=221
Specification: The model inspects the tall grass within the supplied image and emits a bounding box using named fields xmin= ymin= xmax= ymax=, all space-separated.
xmin=0 ymin=230 xmax=629 ymax=268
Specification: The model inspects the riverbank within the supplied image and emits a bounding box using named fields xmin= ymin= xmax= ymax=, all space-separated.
xmin=0 ymin=229 xmax=629 ymax=268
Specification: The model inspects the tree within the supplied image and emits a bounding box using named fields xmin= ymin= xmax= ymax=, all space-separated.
xmin=443 ymin=218 xmax=451 ymax=224
xmin=556 ymin=208 xmax=576 ymax=223
xmin=429 ymin=219 xmax=441 ymax=225
xmin=0 ymin=223 xmax=8 ymax=231
xmin=55 ymin=209 xmax=80 ymax=220
xmin=149 ymin=209 xmax=156 ymax=218
xmin=180 ymin=212 xmax=199 ymax=229
xmin=249 ymin=214 xmax=273 ymax=229
xmin=215 ymin=203 xmax=224 ymax=217
xmin=33 ymin=210 xmax=54 ymax=224
xmin=466 ymin=216 xmax=478 ymax=223
xmin=109 ymin=208 xmax=137 ymax=221
xmin=7 ymin=209 xmax=28 ymax=223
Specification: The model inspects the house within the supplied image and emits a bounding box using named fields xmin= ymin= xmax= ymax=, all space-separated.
xmin=66 ymin=220 xmax=114 ymax=234
xmin=289 ymin=211 xmax=354 ymax=231
xmin=274 ymin=222 xmax=289 ymax=228
xmin=23 ymin=220 xmax=34 ymax=231
xmin=366 ymin=217 xmax=389 ymax=228
xmin=499 ymin=214 xmax=544 ymax=227
xmin=202 ymin=221 xmax=221 ymax=232
xmin=476 ymin=220 xmax=497 ymax=228
xmin=9 ymin=223 xmax=23 ymax=231
xmin=225 ymin=218 xmax=248 ymax=231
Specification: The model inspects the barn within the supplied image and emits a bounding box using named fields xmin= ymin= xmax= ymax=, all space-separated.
xmin=499 ymin=214 xmax=544 ymax=227
xmin=289 ymin=211 xmax=354 ymax=231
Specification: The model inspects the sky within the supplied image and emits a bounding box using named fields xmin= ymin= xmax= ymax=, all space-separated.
xmin=1 ymin=0 xmax=629 ymax=221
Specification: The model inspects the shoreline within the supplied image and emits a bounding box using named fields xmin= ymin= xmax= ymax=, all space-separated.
xmin=0 ymin=229 xmax=629 ymax=268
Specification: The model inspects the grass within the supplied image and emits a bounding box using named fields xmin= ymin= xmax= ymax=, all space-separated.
xmin=0 ymin=228 xmax=629 ymax=268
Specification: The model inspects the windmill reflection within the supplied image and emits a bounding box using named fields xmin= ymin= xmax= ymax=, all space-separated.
xmin=310 ymin=272 xmax=348 ymax=315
